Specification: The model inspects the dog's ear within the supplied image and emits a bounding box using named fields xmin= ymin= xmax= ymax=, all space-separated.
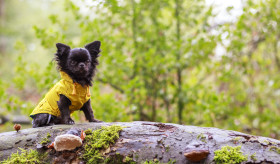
xmin=85 ymin=41 xmax=101 ymax=58
xmin=56 ymin=43 xmax=70 ymax=56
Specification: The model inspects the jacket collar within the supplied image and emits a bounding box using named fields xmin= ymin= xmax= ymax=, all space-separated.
xmin=60 ymin=71 xmax=73 ymax=83
xmin=59 ymin=71 xmax=91 ymax=96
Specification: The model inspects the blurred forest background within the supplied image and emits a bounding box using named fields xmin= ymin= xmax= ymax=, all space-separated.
xmin=0 ymin=0 xmax=279 ymax=139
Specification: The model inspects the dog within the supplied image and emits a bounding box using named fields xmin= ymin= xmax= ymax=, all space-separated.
xmin=30 ymin=41 xmax=102 ymax=128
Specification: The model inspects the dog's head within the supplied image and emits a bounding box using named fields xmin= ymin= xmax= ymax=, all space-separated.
xmin=55 ymin=41 xmax=101 ymax=86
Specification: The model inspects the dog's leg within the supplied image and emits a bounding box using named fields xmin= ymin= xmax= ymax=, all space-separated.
xmin=32 ymin=113 xmax=50 ymax=128
xmin=47 ymin=115 xmax=61 ymax=126
xmin=57 ymin=94 xmax=74 ymax=124
xmin=80 ymin=99 xmax=102 ymax=122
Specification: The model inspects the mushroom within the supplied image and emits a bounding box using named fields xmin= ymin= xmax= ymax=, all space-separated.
xmin=13 ymin=124 xmax=21 ymax=132
xmin=184 ymin=149 xmax=210 ymax=162
xmin=48 ymin=130 xmax=86 ymax=151
xmin=53 ymin=134 xmax=83 ymax=151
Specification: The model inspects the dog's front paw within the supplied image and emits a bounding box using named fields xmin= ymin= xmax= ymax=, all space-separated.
xmin=62 ymin=118 xmax=75 ymax=125
xmin=68 ymin=118 xmax=75 ymax=125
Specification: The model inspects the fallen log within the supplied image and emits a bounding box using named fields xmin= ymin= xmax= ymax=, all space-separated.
xmin=0 ymin=121 xmax=280 ymax=163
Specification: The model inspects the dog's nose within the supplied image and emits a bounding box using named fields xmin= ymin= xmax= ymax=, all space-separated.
xmin=79 ymin=63 xmax=85 ymax=68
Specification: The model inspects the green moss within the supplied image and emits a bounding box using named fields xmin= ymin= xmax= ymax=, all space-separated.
xmin=214 ymin=145 xmax=247 ymax=164
xmin=259 ymin=139 xmax=270 ymax=145
xmin=124 ymin=156 xmax=133 ymax=163
xmin=81 ymin=125 xmax=124 ymax=163
xmin=103 ymin=154 xmax=136 ymax=164
xmin=168 ymin=159 xmax=176 ymax=164
xmin=40 ymin=132 xmax=51 ymax=145
xmin=165 ymin=145 xmax=170 ymax=152
xmin=232 ymin=137 xmax=242 ymax=144
xmin=142 ymin=161 xmax=159 ymax=164
xmin=269 ymin=146 xmax=280 ymax=154
xmin=233 ymin=137 xmax=242 ymax=141
xmin=141 ymin=159 xmax=176 ymax=164
xmin=84 ymin=129 xmax=92 ymax=135
xmin=250 ymin=153 xmax=257 ymax=161
xmin=1 ymin=148 xmax=47 ymax=164
xmin=197 ymin=133 xmax=207 ymax=143
xmin=233 ymin=137 xmax=241 ymax=140
xmin=270 ymin=142 xmax=277 ymax=145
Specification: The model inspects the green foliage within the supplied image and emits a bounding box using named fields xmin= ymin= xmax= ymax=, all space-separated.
xmin=90 ymin=83 xmax=131 ymax=122
xmin=0 ymin=80 xmax=8 ymax=111
xmin=1 ymin=0 xmax=280 ymax=139
xmin=214 ymin=146 xmax=248 ymax=164
xmin=82 ymin=125 xmax=124 ymax=163
xmin=1 ymin=148 xmax=47 ymax=164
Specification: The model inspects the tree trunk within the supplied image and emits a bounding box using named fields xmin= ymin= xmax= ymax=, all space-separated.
xmin=0 ymin=0 xmax=5 ymax=54
xmin=0 ymin=121 xmax=280 ymax=163
xmin=175 ymin=0 xmax=184 ymax=125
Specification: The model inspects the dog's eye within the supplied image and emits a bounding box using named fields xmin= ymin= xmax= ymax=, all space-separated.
xmin=71 ymin=61 xmax=77 ymax=65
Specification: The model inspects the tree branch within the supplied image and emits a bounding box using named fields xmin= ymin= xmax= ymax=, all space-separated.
xmin=96 ymin=78 xmax=124 ymax=93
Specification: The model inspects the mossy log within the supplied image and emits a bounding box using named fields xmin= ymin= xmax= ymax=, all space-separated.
xmin=0 ymin=121 xmax=280 ymax=163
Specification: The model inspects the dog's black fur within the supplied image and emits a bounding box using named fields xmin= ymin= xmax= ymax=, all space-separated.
xmin=32 ymin=41 xmax=101 ymax=128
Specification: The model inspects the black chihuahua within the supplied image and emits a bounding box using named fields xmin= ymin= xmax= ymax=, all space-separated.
xmin=30 ymin=41 xmax=102 ymax=128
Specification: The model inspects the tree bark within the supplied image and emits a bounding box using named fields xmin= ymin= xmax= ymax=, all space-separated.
xmin=0 ymin=121 xmax=280 ymax=163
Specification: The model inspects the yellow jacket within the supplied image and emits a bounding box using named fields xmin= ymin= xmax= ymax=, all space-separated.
xmin=30 ymin=71 xmax=91 ymax=117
